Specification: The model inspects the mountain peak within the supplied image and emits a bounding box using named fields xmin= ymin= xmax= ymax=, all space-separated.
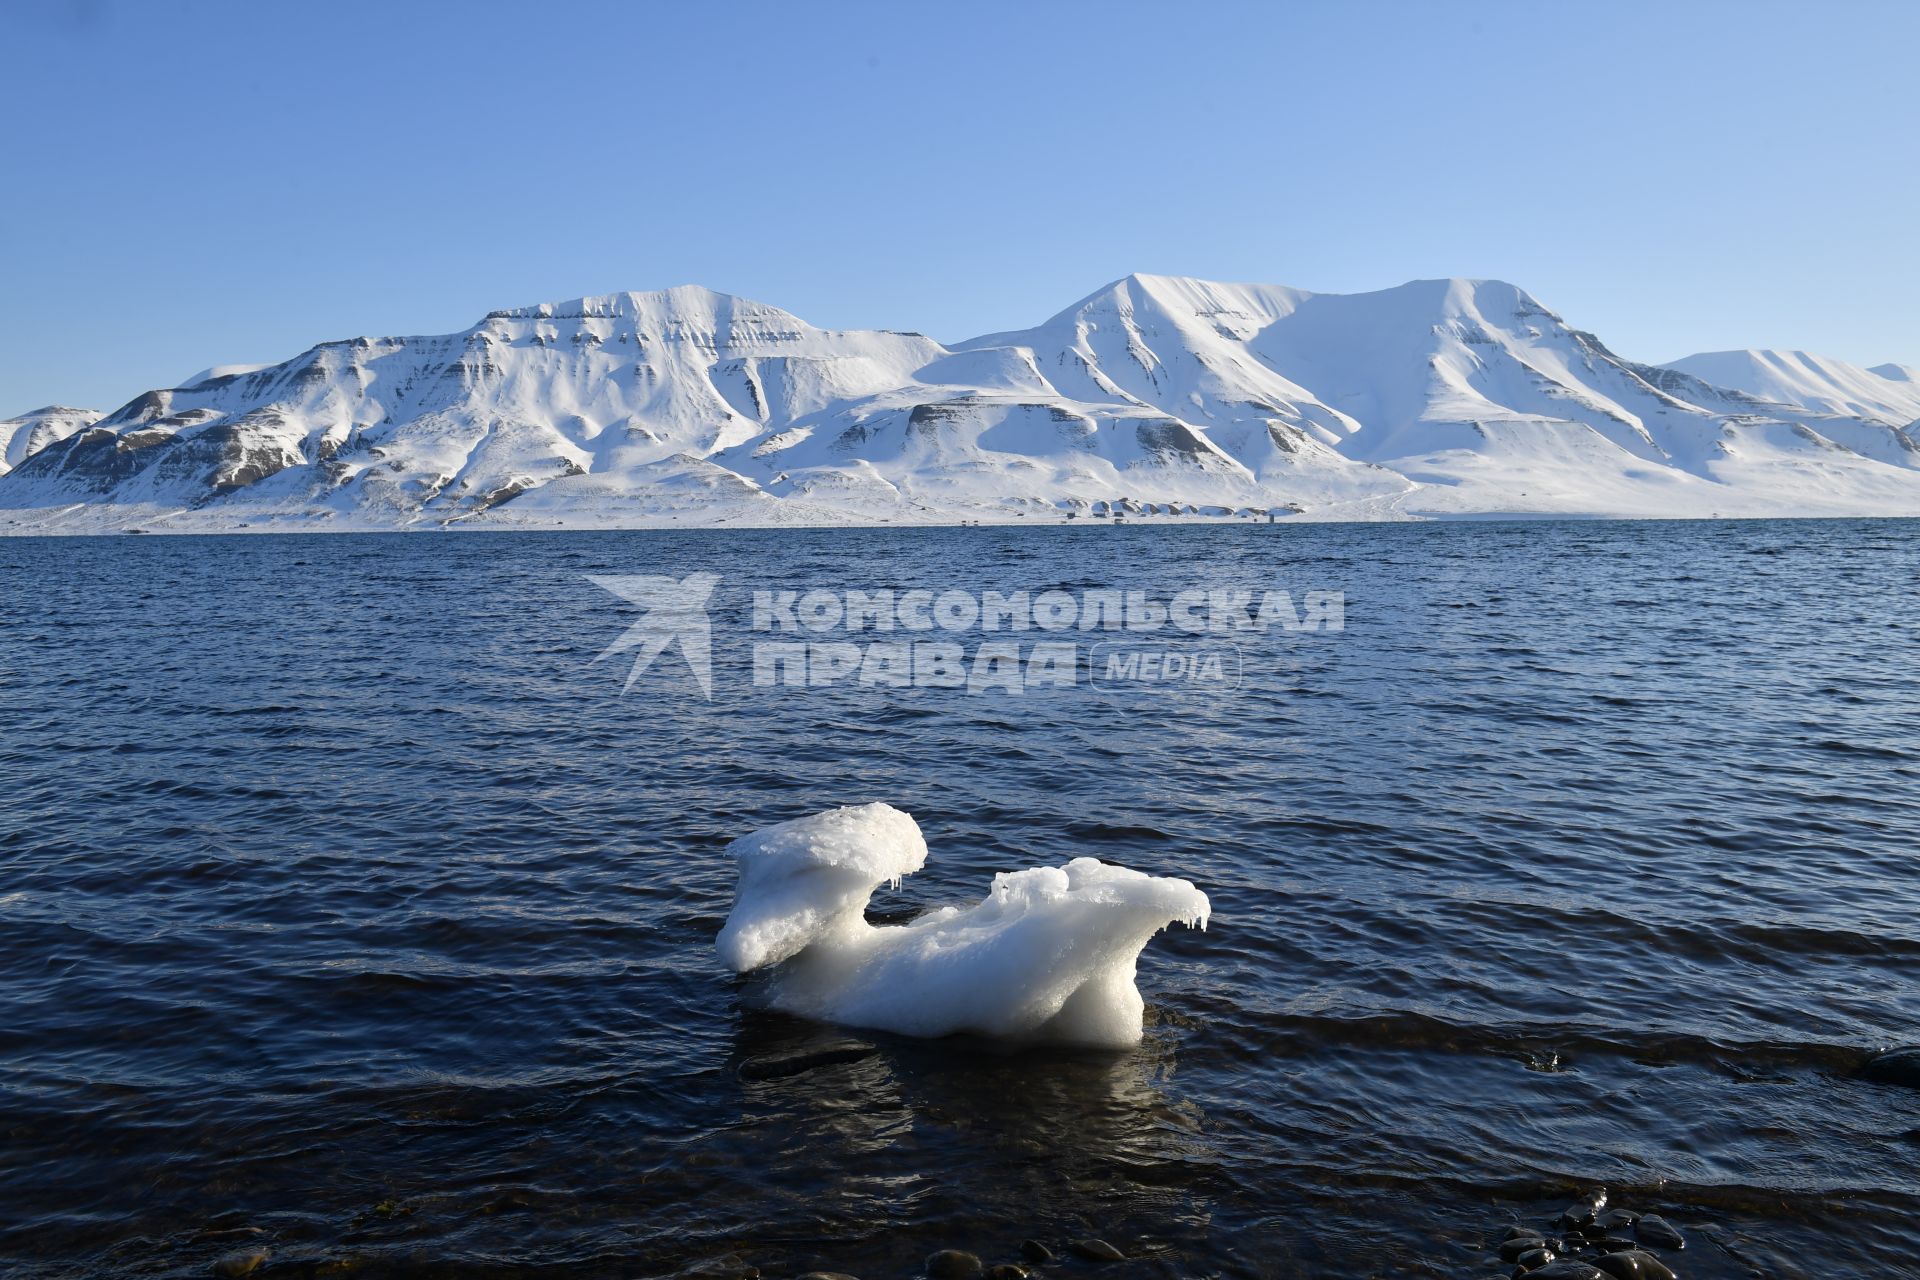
xmin=6 ymin=404 xmax=94 ymax=419
xmin=1664 ymin=348 xmax=1920 ymax=425
xmin=487 ymin=284 xmax=793 ymax=324
xmin=1 ymin=404 xmax=103 ymax=475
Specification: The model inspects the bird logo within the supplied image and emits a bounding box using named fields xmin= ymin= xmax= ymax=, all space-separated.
xmin=588 ymin=572 xmax=722 ymax=698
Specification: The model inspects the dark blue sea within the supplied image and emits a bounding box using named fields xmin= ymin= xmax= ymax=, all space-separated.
xmin=2 ymin=520 xmax=1916 ymax=1279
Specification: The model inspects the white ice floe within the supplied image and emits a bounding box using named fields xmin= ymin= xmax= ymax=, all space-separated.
xmin=716 ymin=802 xmax=1210 ymax=1048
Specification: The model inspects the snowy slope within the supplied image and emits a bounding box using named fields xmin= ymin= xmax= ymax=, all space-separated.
xmin=707 ymin=276 xmax=1410 ymax=519
xmin=5 ymin=278 xmax=1920 ymax=532
xmin=960 ymin=274 xmax=1920 ymax=517
xmin=0 ymin=288 xmax=946 ymax=529
xmin=0 ymin=406 xmax=100 ymax=475
xmin=1663 ymin=349 xmax=1920 ymax=426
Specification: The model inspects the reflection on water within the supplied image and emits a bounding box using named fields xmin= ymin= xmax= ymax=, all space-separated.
xmin=716 ymin=1009 xmax=1216 ymax=1275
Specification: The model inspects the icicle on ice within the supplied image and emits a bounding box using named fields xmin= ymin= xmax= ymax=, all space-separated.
xmin=716 ymin=802 xmax=1210 ymax=1048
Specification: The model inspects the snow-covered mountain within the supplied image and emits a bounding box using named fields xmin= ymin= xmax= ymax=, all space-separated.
xmin=0 ymin=406 xmax=101 ymax=476
xmin=4 ymin=277 xmax=1918 ymax=533
xmin=1662 ymin=349 xmax=1920 ymax=427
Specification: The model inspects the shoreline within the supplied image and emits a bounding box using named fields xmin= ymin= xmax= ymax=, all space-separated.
xmin=4 ymin=505 xmax=1920 ymax=538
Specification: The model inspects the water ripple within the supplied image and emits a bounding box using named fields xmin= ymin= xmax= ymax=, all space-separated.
xmin=1 ymin=519 xmax=1917 ymax=1277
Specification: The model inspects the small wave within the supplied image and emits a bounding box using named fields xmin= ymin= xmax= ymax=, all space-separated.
xmin=1204 ymin=1006 xmax=1874 ymax=1076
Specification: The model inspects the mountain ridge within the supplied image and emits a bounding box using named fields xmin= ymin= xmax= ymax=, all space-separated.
xmin=1660 ymin=348 xmax=1920 ymax=426
xmin=5 ymin=276 xmax=1918 ymax=532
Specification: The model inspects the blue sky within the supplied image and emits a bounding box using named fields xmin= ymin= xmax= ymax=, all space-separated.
xmin=3 ymin=0 xmax=1916 ymax=413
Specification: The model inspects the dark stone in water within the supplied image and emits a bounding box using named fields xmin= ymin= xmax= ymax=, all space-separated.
xmin=1018 ymin=1240 xmax=1054 ymax=1264
xmin=1501 ymin=1237 xmax=1548 ymax=1262
xmin=1595 ymin=1209 xmax=1640 ymax=1232
xmin=1633 ymin=1216 xmax=1686 ymax=1250
xmin=926 ymin=1251 xmax=983 ymax=1279
xmin=1504 ymin=1226 xmax=1545 ymax=1243
xmin=1525 ymin=1263 xmax=1608 ymax=1280
xmin=1594 ymin=1251 xmax=1677 ymax=1280
xmin=737 ymin=1043 xmax=879 ymax=1081
xmin=680 ymin=1259 xmax=758 ymax=1280
xmin=797 ymin=1274 xmax=861 ymax=1280
xmin=1516 ymin=1246 xmax=1557 ymax=1269
xmin=1558 ymin=1204 xmax=1598 ymax=1231
xmin=211 ymin=1250 xmax=269 ymax=1278
xmin=480 ymin=1190 xmax=534 ymax=1215
xmin=984 ymin=1266 xmax=1028 ymax=1280
xmin=1859 ymin=1047 xmax=1920 ymax=1089
xmin=1068 ymin=1238 xmax=1125 ymax=1262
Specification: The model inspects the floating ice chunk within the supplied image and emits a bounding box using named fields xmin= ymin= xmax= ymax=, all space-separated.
xmin=716 ymin=803 xmax=1209 ymax=1048
xmin=716 ymin=802 xmax=929 ymax=972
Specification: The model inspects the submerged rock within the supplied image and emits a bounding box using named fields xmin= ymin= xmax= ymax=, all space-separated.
xmin=1068 ymin=1238 xmax=1126 ymax=1262
xmin=926 ymin=1250 xmax=982 ymax=1279
xmin=1633 ymin=1216 xmax=1686 ymax=1250
xmin=479 ymin=1189 xmax=534 ymax=1215
xmin=1018 ymin=1240 xmax=1054 ymax=1264
xmin=1557 ymin=1191 xmax=1606 ymax=1231
xmin=1594 ymin=1251 xmax=1677 ymax=1280
xmin=1525 ymin=1262 xmax=1607 ymax=1280
xmin=1500 ymin=1237 xmax=1548 ymax=1262
xmin=736 ymin=1043 xmax=878 ymax=1081
xmin=677 ymin=1255 xmax=759 ymax=1280
xmin=1481 ymin=1197 xmax=1688 ymax=1280
xmin=1859 ymin=1047 xmax=1920 ymax=1089
xmin=984 ymin=1266 xmax=1029 ymax=1280
xmin=211 ymin=1250 xmax=269 ymax=1279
